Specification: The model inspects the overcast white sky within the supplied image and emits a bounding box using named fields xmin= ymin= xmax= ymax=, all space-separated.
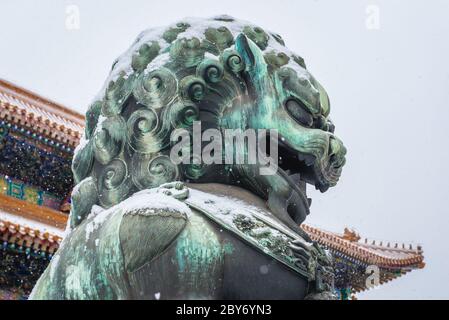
xmin=1 ymin=0 xmax=448 ymax=299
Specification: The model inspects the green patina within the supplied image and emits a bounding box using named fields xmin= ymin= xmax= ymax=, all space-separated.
xmin=232 ymin=214 xmax=298 ymax=268
xmin=31 ymin=16 xmax=346 ymax=300
xmin=175 ymin=213 xmax=223 ymax=277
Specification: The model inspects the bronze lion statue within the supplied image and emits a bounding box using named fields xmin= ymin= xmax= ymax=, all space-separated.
xmin=31 ymin=15 xmax=346 ymax=300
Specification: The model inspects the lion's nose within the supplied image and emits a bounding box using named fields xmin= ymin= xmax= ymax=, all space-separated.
xmin=328 ymin=135 xmax=346 ymax=168
xmin=327 ymin=121 xmax=335 ymax=133
xmin=315 ymin=116 xmax=335 ymax=133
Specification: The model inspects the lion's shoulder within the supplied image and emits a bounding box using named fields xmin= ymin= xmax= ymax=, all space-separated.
xmin=118 ymin=188 xmax=191 ymax=273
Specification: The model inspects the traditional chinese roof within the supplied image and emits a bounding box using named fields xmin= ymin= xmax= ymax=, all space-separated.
xmin=302 ymin=225 xmax=424 ymax=269
xmin=0 ymin=79 xmax=84 ymax=147
xmin=302 ymin=224 xmax=425 ymax=294
xmin=0 ymin=210 xmax=63 ymax=258
xmin=0 ymin=79 xmax=78 ymax=257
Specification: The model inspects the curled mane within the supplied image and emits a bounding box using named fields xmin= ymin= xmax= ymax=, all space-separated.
xmin=69 ymin=15 xmax=309 ymax=229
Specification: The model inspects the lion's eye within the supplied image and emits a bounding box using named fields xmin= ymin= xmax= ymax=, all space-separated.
xmin=285 ymin=99 xmax=313 ymax=127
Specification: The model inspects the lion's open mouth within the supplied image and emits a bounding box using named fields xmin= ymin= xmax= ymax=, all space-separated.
xmin=277 ymin=137 xmax=343 ymax=195
xmin=277 ymin=141 xmax=312 ymax=210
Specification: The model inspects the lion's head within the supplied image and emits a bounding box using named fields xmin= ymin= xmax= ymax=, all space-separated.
xmin=69 ymin=15 xmax=346 ymax=232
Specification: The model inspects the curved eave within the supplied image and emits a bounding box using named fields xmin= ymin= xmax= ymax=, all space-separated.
xmin=0 ymin=79 xmax=84 ymax=147
xmin=302 ymin=224 xmax=425 ymax=269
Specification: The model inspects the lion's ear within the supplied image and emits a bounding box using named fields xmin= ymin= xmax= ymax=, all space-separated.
xmin=235 ymin=33 xmax=265 ymax=73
